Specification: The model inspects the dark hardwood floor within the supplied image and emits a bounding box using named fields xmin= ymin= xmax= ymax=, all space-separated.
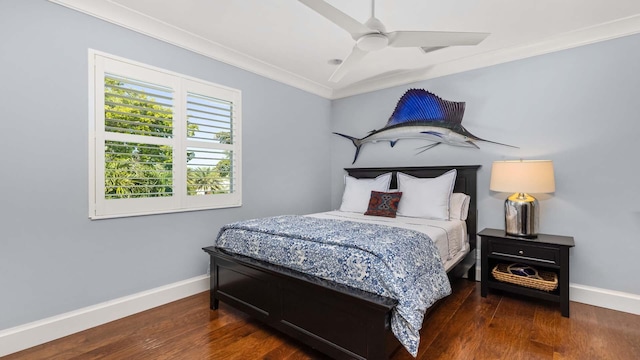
xmin=4 ymin=279 xmax=639 ymax=359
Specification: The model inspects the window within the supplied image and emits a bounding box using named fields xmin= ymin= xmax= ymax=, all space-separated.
xmin=89 ymin=51 xmax=241 ymax=219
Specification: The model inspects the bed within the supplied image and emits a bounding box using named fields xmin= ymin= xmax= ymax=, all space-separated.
xmin=202 ymin=165 xmax=480 ymax=359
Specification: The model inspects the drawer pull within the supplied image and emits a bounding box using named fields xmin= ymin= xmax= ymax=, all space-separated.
xmin=491 ymin=251 xmax=556 ymax=264
xmin=518 ymin=250 xmax=524 ymax=255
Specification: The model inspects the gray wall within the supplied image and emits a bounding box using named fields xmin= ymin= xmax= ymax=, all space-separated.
xmin=0 ymin=1 xmax=332 ymax=330
xmin=331 ymin=34 xmax=640 ymax=295
xmin=2 ymin=0 xmax=638 ymax=333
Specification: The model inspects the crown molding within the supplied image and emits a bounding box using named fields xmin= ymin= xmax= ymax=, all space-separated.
xmin=48 ymin=0 xmax=333 ymax=98
xmin=50 ymin=1 xmax=640 ymax=100
xmin=332 ymin=14 xmax=640 ymax=99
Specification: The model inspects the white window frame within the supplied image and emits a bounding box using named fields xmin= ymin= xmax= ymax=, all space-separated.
xmin=89 ymin=50 xmax=242 ymax=219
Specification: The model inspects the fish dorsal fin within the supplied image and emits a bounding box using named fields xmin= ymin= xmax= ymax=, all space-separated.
xmin=386 ymin=89 xmax=466 ymax=127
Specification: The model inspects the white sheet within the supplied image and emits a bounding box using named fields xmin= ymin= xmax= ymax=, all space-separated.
xmin=307 ymin=211 xmax=469 ymax=271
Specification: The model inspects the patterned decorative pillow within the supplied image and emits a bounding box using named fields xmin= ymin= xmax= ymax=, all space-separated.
xmin=364 ymin=191 xmax=403 ymax=218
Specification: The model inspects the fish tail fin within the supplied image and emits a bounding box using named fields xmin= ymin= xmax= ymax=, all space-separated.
xmin=333 ymin=132 xmax=364 ymax=164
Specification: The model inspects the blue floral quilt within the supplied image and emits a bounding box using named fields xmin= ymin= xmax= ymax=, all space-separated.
xmin=215 ymin=215 xmax=452 ymax=356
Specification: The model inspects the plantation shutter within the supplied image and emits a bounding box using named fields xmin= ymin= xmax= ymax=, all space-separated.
xmin=103 ymin=74 xmax=175 ymax=199
xmin=183 ymin=79 xmax=241 ymax=210
xmin=186 ymin=93 xmax=234 ymax=195
xmin=91 ymin=52 xmax=241 ymax=219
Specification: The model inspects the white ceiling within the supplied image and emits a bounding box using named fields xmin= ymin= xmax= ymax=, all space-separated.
xmin=51 ymin=0 xmax=640 ymax=99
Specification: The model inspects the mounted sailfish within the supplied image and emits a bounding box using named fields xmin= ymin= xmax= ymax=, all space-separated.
xmin=334 ymin=89 xmax=517 ymax=163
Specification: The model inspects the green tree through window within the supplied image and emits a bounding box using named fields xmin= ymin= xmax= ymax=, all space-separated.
xmin=104 ymin=76 xmax=174 ymax=198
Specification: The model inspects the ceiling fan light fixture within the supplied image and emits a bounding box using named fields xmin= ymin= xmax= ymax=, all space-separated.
xmin=356 ymin=33 xmax=388 ymax=51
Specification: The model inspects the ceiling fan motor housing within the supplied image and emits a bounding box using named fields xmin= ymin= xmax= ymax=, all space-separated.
xmin=357 ymin=33 xmax=388 ymax=51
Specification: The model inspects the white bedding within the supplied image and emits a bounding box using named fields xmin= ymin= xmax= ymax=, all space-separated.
xmin=308 ymin=211 xmax=469 ymax=271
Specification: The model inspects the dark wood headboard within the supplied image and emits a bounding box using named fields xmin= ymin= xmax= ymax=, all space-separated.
xmin=344 ymin=165 xmax=481 ymax=250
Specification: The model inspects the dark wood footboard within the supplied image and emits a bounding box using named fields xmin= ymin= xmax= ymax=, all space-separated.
xmin=203 ymin=247 xmax=399 ymax=360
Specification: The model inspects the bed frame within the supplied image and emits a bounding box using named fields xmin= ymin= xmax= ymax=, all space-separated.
xmin=202 ymin=165 xmax=480 ymax=359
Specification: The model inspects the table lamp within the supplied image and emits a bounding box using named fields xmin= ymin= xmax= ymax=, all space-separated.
xmin=489 ymin=160 xmax=555 ymax=238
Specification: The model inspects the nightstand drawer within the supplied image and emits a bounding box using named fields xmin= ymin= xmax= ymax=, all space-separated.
xmin=489 ymin=241 xmax=558 ymax=265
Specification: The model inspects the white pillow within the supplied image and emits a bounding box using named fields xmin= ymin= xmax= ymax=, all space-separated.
xmin=396 ymin=169 xmax=457 ymax=220
xmin=339 ymin=173 xmax=392 ymax=213
xmin=450 ymin=193 xmax=471 ymax=221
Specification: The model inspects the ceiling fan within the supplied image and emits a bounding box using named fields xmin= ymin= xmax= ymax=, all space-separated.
xmin=299 ymin=0 xmax=490 ymax=82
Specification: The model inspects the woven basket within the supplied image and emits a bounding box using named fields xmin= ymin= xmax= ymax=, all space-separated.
xmin=491 ymin=263 xmax=558 ymax=292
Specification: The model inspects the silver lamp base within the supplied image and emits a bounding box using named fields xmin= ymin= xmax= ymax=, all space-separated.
xmin=504 ymin=193 xmax=539 ymax=238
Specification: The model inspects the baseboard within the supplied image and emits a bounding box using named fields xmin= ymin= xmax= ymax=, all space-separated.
xmin=1 ymin=274 xmax=637 ymax=357
xmin=570 ymin=283 xmax=640 ymax=315
xmin=0 ymin=275 xmax=210 ymax=357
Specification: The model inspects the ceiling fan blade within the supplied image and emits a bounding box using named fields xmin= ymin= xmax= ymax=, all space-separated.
xmin=329 ymin=46 xmax=368 ymax=82
xmin=299 ymin=0 xmax=371 ymax=39
xmin=387 ymin=31 xmax=489 ymax=47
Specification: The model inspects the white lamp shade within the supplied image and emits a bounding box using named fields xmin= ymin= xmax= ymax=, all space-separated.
xmin=490 ymin=160 xmax=555 ymax=194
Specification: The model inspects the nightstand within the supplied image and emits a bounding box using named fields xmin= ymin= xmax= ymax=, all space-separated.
xmin=479 ymin=228 xmax=575 ymax=317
